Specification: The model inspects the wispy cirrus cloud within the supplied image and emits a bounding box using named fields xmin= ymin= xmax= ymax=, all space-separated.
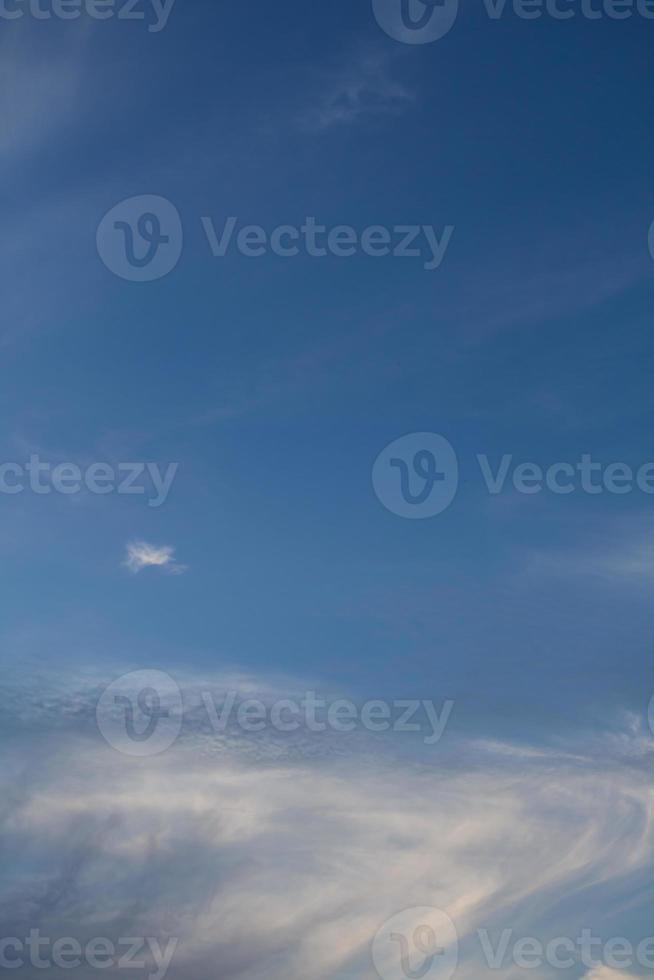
xmin=1 ymin=667 xmax=653 ymax=980
xmin=525 ymin=517 xmax=654 ymax=587
xmin=584 ymin=969 xmax=639 ymax=980
xmin=0 ymin=31 xmax=84 ymax=167
xmin=124 ymin=541 xmax=187 ymax=575
xmin=299 ymin=47 xmax=414 ymax=132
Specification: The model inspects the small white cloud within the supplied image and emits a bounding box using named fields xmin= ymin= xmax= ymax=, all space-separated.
xmin=584 ymin=969 xmax=637 ymax=980
xmin=124 ymin=541 xmax=187 ymax=575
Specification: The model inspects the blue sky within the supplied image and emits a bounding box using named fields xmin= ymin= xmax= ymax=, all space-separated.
xmin=2 ymin=1 xmax=654 ymax=978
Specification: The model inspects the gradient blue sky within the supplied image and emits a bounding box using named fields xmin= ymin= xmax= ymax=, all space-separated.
xmin=2 ymin=2 xmax=654 ymax=978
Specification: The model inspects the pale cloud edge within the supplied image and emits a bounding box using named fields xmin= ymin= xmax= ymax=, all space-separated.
xmin=124 ymin=540 xmax=188 ymax=575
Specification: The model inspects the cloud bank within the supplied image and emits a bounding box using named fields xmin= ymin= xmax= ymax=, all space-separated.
xmin=1 ymin=669 xmax=653 ymax=980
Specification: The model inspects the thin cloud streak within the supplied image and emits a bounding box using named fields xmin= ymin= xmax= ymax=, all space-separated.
xmin=299 ymin=47 xmax=414 ymax=132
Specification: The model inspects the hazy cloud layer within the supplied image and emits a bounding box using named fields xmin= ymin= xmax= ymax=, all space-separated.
xmin=1 ymin=670 xmax=653 ymax=980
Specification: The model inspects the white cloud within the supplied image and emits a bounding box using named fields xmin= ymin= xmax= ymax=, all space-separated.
xmin=1 ymin=669 xmax=654 ymax=980
xmin=584 ymin=969 xmax=638 ymax=980
xmin=525 ymin=518 xmax=654 ymax=587
xmin=124 ymin=541 xmax=187 ymax=575
xmin=300 ymin=47 xmax=414 ymax=131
